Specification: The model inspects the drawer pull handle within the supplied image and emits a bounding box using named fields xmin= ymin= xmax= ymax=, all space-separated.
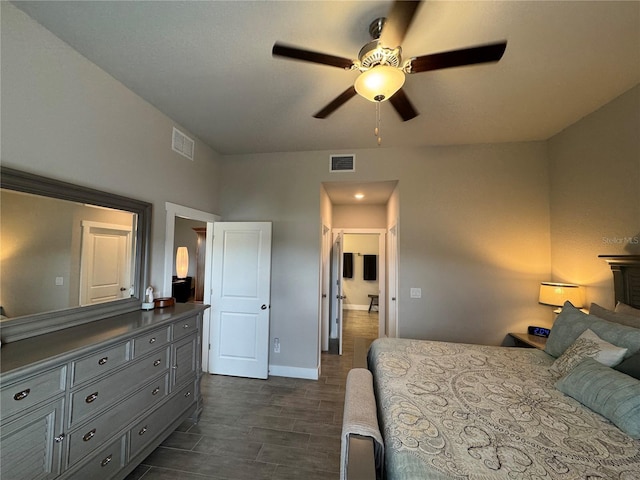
xmin=153 ymin=359 xmax=162 ymax=367
xmin=138 ymin=425 xmax=148 ymax=436
xmin=13 ymin=389 xmax=31 ymax=401
xmin=101 ymin=455 xmax=112 ymax=467
xmin=83 ymin=429 xmax=96 ymax=442
xmin=149 ymin=337 xmax=156 ymax=344
xmin=98 ymin=357 xmax=108 ymax=365
xmin=183 ymin=324 xmax=190 ymax=329
xmin=184 ymin=391 xmax=191 ymax=398
xmin=54 ymin=433 xmax=65 ymax=443
xmin=152 ymin=387 xmax=160 ymax=396
xmin=85 ymin=392 xmax=99 ymax=403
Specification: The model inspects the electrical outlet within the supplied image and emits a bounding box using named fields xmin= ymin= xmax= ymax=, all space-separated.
xmin=410 ymin=287 xmax=422 ymax=299
xmin=273 ymin=338 xmax=280 ymax=353
xmin=55 ymin=276 xmax=64 ymax=286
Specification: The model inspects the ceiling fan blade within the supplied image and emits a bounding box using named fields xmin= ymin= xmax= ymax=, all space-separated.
xmin=389 ymin=88 xmax=418 ymax=121
xmin=272 ymin=43 xmax=354 ymax=70
xmin=409 ymin=41 xmax=507 ymax=73
xmin=379 ymin=0 xmax=422 ymax=48
xmin=313 ymin=86 xmax=357 ymax=119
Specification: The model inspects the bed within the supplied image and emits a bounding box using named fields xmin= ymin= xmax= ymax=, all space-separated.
xmin=341 ymin=255 xmax=640 ymax=479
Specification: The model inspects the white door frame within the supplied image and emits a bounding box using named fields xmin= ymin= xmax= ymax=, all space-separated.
xmin=388 ymin=224 xmax=399 ymax=338
xmin=330 ymin=230 xmax=345 ymax=354
xmin=332 ymin=228 xmax=386 ymax=339
xmin=320 ymin=224 xmax=331 ymax=352
xmin=164 ymin=202 xmax=220 ymax=373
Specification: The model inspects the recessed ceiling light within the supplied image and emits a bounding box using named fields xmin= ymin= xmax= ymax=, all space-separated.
xmin=354 ymin=193 xmax=365 ymax=200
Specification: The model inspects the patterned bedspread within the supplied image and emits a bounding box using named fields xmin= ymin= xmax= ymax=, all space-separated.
xmin=369 ymin=338 xmax=640 ymax=479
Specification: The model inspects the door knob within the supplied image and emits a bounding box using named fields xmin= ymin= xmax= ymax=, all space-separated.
xmin=120 ymin=287 xmax=127 ymax=291
xmin=261 ymin=304 xmax=267 ymax=310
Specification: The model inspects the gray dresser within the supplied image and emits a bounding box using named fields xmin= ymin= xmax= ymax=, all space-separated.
xmin=0 ymin=303 xmax=207 ymax=480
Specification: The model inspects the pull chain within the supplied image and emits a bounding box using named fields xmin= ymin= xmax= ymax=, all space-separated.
xmin=374 ymin=101 xmax=382 ymax=146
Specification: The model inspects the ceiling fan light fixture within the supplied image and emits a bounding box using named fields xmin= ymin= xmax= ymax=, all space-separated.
xmin=354 ymin=65 xmax=405 ymax=102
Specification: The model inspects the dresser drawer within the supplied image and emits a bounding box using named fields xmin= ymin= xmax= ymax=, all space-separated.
xmin=72 ymin=341 xmax=131 ymax=387
xmin=66 ymin=435 xmax=125 ymax=480
xmin=70 ymin=347 xmax=170 ymax=426
xmin=172 ymin=314 xmax=198 ymax=340
xmin=67 ymin=374 xmax=169 ymax=467
xmin=130 ymin=381 xmax=196 ymax=458
xmin=133 ymin=326 xmax=171 ymax=358
xmin=1 ymin=366 xmax=66 ymax=419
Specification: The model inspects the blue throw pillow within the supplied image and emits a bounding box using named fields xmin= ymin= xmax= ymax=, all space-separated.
xmin=545 ymin=302 xmax=640 ymax=358
xmin=556 ymin=357 xmax=640 ymax=439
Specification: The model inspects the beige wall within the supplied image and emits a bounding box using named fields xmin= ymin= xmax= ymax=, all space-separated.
xmin=548 ymin=85 xmax=640 ymax=309
xmin=342 ymin=235 xmax=380 ymax=309
xmin=220 ymin=142 xmax=552 ymax=371
xmin=333 ymin=205 xmax=387 ymax=229
xmin=1 ymin=3 xmax=222 ymax=293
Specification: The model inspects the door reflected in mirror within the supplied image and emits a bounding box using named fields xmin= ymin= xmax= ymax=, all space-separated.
xmin=1 ymin=188 xmax=137 ymax=319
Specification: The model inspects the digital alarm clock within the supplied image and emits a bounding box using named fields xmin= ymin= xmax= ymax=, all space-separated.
xmin=528 ymin=326 xmax=551 ymax=338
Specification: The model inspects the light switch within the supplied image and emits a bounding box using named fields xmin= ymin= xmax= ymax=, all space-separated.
xmin=410 ymin=288 xmax=421 ymax=299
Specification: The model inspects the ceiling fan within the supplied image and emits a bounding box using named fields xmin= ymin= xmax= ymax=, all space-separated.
xmin=272 ymin=0 xmax=507 ymax=122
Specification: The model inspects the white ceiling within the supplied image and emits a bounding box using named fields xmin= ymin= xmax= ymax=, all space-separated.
xmin=323 ymin=180 xmax=398 ymax=205
xmin=13 ymin=1 xmax=640 ymax=158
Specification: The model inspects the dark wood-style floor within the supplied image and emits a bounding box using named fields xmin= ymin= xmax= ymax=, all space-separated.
xmin=126 ymin=309 xmax=379 ymax=480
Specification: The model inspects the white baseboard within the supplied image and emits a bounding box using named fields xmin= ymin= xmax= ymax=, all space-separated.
xmin=269 ymin=364 xmax=319 ymax=380
xmin=343 ymin=304 xmax=373 ymax=311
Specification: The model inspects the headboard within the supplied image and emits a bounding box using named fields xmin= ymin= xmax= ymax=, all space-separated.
xmin=599 ymin=255 xmax=640 ymax=309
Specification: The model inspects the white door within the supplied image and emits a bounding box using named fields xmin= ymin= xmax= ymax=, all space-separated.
xmin=330 ymin=231 xmax=344 ymax=355
xmin=79 ymin=221 xmax=132 ymax=306
xmin=321 ymin=225 xmax=331 ymax=352
xmin=209 ymin=222 xmax=272 ymax=379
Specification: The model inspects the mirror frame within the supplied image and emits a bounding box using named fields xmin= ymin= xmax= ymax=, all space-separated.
xmin=0 ymin=166 xmax=151 ymax=343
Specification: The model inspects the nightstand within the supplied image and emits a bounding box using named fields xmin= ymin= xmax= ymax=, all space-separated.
xmin=509 ymin=332 xmax=547 ymax=350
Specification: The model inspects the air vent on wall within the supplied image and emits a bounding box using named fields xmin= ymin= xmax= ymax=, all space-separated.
xmin=330 ymin=154 xmax=355 ymax=172
xmin=172 ymin=127 xmax=195 ymax=161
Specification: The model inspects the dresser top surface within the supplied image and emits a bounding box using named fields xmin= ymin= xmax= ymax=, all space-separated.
xmin=0 ymin=303 xmax=207 ymax=378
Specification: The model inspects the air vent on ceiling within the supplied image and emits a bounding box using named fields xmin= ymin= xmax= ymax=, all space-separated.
xmin=330 ymin=154 xmax=355 ymax=172
xmin=172 ymin=127 xmax=195 ymax=161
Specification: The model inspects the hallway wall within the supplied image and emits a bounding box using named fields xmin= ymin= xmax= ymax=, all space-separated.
xmin=342 ymin=234 xmax=380 ymax=310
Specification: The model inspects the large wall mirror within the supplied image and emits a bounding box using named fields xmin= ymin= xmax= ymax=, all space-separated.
xmin=0 ymin=167 xmax=151 ymax=343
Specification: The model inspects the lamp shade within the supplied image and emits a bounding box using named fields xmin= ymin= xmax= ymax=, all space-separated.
xmin=176 ymin=246 xmax=189 ymax=279
xmin=538 ymin=282 xmax=584 ymax=308
xmin=354 ymin=65 xmax=405 ymax=102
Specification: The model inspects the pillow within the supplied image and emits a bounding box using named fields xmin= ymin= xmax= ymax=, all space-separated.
xmin=590 ymin=302 xmax=640 ymax=329
xmin=545 ymin=302 xmax=640 ymax=358
xmin=550 ymin=329 xmax=627 ymax=376
xmin=555 ymin=357 xmax=640 ymax=439
xmin=616 ymin=301 xmax=640 ymax=317
xmin=615 ymin=351 xmax=640 ymax=380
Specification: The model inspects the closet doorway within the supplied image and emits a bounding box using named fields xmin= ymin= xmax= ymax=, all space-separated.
xmin=163 ymin=202 xmax=220 ymax=372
